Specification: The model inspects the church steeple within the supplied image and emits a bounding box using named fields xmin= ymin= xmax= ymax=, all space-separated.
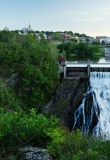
xmin=29 ymin=21 xmax=31 ymax=29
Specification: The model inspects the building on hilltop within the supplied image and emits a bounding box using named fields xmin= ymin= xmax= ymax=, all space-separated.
xmin=96 ymin=36 xmax=106 ymax=42
xmin=22 ymin=22 xmax=33 ymax=33
xmin=104 ymin=37 xmax=110 ymax=58
xmin=43 ymin=33 xmax=47 ymax=39
xmin=95 ymin=36 xmax=110 ymax=56
xmin=61 ymin=33 xmax=71 ymax=42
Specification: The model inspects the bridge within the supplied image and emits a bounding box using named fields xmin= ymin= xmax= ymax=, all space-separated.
xmin=58 ymin=61 xmax=110 ymax=79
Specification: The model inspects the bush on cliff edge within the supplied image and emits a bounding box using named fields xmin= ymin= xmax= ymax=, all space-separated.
xmin=1 ymin=109 xmax=110 ymax=160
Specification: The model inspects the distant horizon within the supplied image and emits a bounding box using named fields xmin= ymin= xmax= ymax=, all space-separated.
xmin=0 ymin=27 xmax=109 ymax=38
xmin=1 ymin=0 xmax=110 ymax=38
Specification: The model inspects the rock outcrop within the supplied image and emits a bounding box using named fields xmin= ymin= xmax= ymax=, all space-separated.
xmin=42 ymin=77 xmax=88 ymax=130
xmin=17 ymin=146 xmax=52 ymax=160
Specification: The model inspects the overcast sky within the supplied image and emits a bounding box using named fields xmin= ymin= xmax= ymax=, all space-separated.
xmin=1 ymin=0 xmax=110 ymax=37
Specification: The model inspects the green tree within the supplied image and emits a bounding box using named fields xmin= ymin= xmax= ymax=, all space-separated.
xmin=0 ymin=32 xmax=58 ymax=111
xmin=54 ymin=32 xmax=61 ymax=41
xmin=57 ymin=41 xmax=104 ymax=61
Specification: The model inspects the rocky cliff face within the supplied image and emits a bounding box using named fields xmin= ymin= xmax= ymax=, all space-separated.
xmin=42 ymin=77 xmax=88 ymax=130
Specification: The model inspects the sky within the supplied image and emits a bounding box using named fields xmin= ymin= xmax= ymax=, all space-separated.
xmin=1 ymin=0 xmax=110 ymax=37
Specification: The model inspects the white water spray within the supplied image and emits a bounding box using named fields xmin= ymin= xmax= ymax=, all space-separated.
xmin=73 ymin=72 xmax=110 ymax=140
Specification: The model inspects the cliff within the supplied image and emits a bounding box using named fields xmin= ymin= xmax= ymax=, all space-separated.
xmin=42 ymin=77 xmax=88 ymax=130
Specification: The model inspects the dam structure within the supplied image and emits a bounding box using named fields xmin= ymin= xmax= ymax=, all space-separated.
xmin=58 ymin=58 xmax=110 ymax=139
xmin=58 ymin=60 xmax=110 ymax=79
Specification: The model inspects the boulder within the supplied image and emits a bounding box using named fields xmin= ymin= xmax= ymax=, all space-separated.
xmin=17 ymin=146 xmax=52 ymax=160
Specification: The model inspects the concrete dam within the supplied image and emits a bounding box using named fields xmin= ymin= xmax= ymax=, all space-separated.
xmin=58 ymin=61 xmax=110 ymax=78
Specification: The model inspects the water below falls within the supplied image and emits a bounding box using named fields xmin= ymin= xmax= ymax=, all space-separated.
xmin=73 ymin=72 xmax=110 ymax=140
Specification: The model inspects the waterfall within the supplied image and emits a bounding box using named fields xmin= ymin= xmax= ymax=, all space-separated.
xmin=73 ymin=72 xmax=110 ymax=140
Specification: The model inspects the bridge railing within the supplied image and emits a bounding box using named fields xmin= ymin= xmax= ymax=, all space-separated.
xmin=65 ymin=61 xmax=89 ymax=64
xmin=90 ymin=62 xmax=110 ymax=65
xmin=66 ymin=61 xmax=110 ymax=65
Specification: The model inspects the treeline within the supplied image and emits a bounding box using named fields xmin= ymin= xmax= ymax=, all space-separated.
xmin=57 ymin=41 xmax=104 ymax=60
xmin=14 ymin=29 xmax=89 ymax=37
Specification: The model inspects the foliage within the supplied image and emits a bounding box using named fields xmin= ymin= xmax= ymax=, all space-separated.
xmin=0 ymin=109 xmax=64 ymax=159
xmin=0 ymin=30 xmax=110 ymax=160
xmin=1 ymin=113 xmax=110 ymax=160
xmin=48 ymin=129 xmax=110 ymax=160
xmin=0 ymin=31 xmax=58 ymax=111
xmin=54 ymin=32 xmax=61 ymax=41
xmin=57 ymin=41 xmax=104 ymax=61
xmin=0 ymin=78 xmax=15 ymax=110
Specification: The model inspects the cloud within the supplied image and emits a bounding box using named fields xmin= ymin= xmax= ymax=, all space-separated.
xmin=68 ymin=11 xmax=89 ymax=14
xmin=72 ymin=18 xmax=104 ymax=21
xmin=68 ymin=8 xmax=110 ymax=14
xmin=96 ymin=8 xmax=109 ymax=11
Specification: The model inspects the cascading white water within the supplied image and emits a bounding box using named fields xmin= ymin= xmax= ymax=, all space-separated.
xmin=91 ymin=72 xmax=110 ymax=140
xmin=73 ymin=72 xmax=110 ymax=140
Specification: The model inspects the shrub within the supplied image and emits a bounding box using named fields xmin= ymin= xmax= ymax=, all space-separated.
xmin=1 ymin=109 xmax=110 ymax=160
xmin=49 ymin=129 xmax=110 ymax=160
xmin=0 ymin=108 xmax=64 ymax=158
